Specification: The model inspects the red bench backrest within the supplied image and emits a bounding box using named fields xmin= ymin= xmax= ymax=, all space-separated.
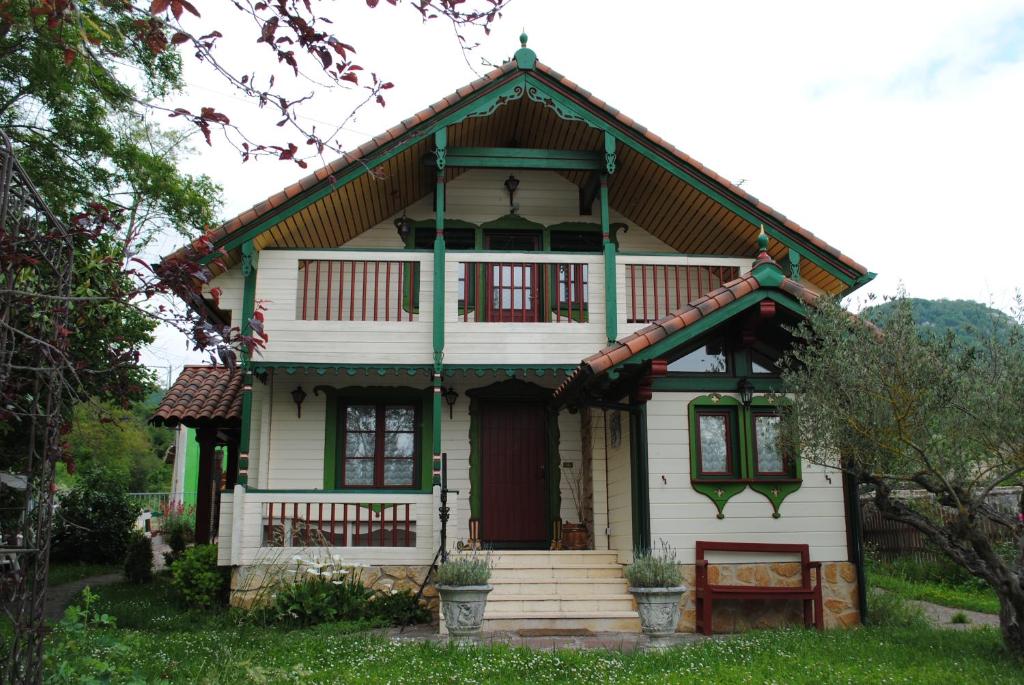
xmin=696 ymin=541 xmax=812 ymax=590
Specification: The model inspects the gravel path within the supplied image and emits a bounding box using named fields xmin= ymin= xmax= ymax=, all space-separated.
xmin=44 ymin=573 xmax=123 ymax=622
xmin=906 ymin=597 xmax=1000 ymax=630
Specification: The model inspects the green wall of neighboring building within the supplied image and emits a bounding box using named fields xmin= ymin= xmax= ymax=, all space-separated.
xmin=181 ymin=428 xmax=226 ymax=508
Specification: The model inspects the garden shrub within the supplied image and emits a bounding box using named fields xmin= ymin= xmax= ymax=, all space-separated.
xmin=52 ymin=468 xmax=138 ymax=564
xmin=369 ymin=588 xmax=431 ymax=625
xmin=625 ymin=540 xmax=683 ymax=588
xmin=123 ymin=530 xmax=153 ymax=584
xmin=170 ymin=544 xmax=227 ymax=609
xmin=435 ymin=553 xmax=491 ymax=586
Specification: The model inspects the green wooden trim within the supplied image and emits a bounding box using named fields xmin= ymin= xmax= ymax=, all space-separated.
xmin=688 ymin=396 xmax=746 ymax=518
xmin=652 ymin=377 xmax=782 ymax=392
xmin=444 ymin=146 xmax=603 ymax=170
xmin=843 ymin=271 xmax=878 ymax=297
xmin=316 ymin=385 xmax=434 ymax=493
xmin=479 ymin=214 xmax=547 ymax=232
xmin=431 ymin=375 xmax=442 ymax=457
xmin=246 ymin=487 xmax=432 ymax=495
xmin=600 ymin=174 xmax=616 ymax=344
xmin=322 ymin=391 xmax=338 ymax=489
xmin=432 ymin=129 xmax=447 ymax=368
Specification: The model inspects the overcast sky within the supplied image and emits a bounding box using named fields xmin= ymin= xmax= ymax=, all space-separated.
xmin=142 ymin=0 xmax=1024 ymax=380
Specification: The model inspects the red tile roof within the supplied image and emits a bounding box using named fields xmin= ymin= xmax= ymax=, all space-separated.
xmin=552 ymin=258 xmax=822 ymax=401
xmin=169 ymin=51 xmax=867 ymax=283
xmin=150 ymin=366 xmax=244 ymax=428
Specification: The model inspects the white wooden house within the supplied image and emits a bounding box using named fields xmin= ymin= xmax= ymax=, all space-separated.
xmin=153 ymin=37 xmax=870 ymax=633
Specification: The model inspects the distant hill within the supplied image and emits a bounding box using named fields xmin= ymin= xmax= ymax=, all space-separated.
xmin=860 ymin=298 xmax=1017 ymax=346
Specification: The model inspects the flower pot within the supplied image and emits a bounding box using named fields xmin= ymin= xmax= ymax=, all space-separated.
xmin=630 ymin=586 xmax=687 ymax=648
xmin=561 ymin=522 xmax=588 ymax=550
xmin=438 ymin=584 xmax=492 ymax=644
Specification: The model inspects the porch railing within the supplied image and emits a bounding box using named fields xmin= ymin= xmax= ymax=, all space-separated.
xmin=128 ymin=492 xmax=194 ymax=513
xmin=624 ymin=263 xmax=740 ymax=323
xmin=296 ymin=259 xmax=421 ymax=322
xmin=260 ymin=500 xmax=418 ymax=548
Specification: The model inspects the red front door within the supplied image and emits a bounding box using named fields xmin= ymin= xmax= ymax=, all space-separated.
xmin=480 ymin=401 xmax=548 ymax=546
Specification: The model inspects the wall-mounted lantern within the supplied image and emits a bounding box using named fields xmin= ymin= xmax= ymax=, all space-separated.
xmin=393 ymin=212 xmax=412 ymax=243
xmin=291 ymin=386 xmax=308 ymax=418
xmin=737 ymin=378 xmax=755 ymax=407
xmin=443 ymin=387 xmax=459 ymax=419
xmin=504 ymin=174 xmax=520 ymax=214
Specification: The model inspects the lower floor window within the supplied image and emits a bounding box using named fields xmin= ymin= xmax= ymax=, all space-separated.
xmin=342 ymin=403 xmax=417 ymax=488
xmin=690 ymin=398 xmax=797 ymax=482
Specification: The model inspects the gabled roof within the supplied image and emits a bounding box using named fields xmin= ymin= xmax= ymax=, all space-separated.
xmin=552 ymin=248 xmax=821 ymax=403
xmin=171 ymin=38 xmax=871 ymax=296
xmin=150 ymin=365 xmax=243 ymax=428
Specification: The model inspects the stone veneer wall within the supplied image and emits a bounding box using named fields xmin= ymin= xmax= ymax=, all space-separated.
xmin=230 ymin=564 xmax=439 ymax=615
xmin=675 ymin=561 xmax=860 ymax=632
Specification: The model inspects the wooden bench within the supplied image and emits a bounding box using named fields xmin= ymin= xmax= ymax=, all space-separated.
xmin=694 ymin=541 xmax=823 ymax=635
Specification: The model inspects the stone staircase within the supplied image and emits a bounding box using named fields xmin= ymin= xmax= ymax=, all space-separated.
xmin=442 ymin=550 xmax=640 ymax=633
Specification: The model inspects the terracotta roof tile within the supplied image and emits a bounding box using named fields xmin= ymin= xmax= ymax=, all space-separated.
xmin=150 ymin=366 xmax=244 ymax=428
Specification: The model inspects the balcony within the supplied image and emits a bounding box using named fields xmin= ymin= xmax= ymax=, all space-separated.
xmin=253 ymin=248 xmax=749 ymax=366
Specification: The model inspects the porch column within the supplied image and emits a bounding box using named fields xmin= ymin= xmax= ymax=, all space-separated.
xmin=225 ymin=441 xmax=239 ymax=490
xmin=431 ymin=128 xmax=447 ymax=491
xmin=602 ymin=132 xmax=618 ymax=344
xmin=237 ymin=240 xmax=258 ymax=487
xmin=194 ymin=425 xmax=219 ymax=545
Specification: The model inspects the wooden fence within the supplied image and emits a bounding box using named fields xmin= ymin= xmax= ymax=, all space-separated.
xmin=860 ymin=490 xmax=1020 ymax=563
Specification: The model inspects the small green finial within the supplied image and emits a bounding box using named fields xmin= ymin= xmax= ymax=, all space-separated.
xmin=757 ymin=224 xmax=769 ymax=254
xmin=514 ymin=29 xmax=536 ymax=70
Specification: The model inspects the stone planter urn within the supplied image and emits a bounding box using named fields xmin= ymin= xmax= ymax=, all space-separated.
xmin=630 ymin=586 xmax=687 ymax=648
xmin=438 ymin=584 xmax=492 ymax=644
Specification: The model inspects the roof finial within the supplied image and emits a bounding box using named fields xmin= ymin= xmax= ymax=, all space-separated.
xmin=756 ymin=224 xmax=770 ymax=260
xmin=514 ymin=30 xmax=536 ymax=70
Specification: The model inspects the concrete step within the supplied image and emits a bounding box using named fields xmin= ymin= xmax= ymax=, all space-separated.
xmin=479 ymin=611 xmax=641 ymax=633
xmin=488 ymin=578 xmax=630 ymax=596
xmin=482 ymin=551 xmax=622 ymax=568
xmin=489 ymin=564 xmax=625 ymax=581
xmin=485 ymin=595 xmax=636 ymax=613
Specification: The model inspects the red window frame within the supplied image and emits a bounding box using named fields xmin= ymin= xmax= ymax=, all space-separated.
xmin=693 ymin=408 xmax=739 ymax=478
xmin=339 ymin=402 xmax=419 ymax=489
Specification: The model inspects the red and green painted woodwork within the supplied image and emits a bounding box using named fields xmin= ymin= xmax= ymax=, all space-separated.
xmin=318 ymin=385 xmax=435 ymax=493
xmin=602 ymin=131 xmax=618 ymax=344
xmin=199 ymin=44 xmax=867 ymax=292
xmin=687 ymin=394 xmax=801 ymax=519
xmin=237 ymin=240 xmax=258 ymax=487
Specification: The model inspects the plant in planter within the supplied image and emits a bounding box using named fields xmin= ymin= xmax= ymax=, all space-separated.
xmin=561 ymin=462 xmax=589 ymax=550
xmin=625 ymin=540 xmax=686 ymax=648
xmin=435 ymin=552 xmax=492 ymax=644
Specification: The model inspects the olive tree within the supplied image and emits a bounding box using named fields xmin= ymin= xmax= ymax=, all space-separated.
xmin=781 ymin=295 xmax=1024 ymax=654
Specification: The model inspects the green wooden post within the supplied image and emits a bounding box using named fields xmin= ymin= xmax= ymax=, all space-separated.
xmin=602 ymin=132 xmax=618 ymax=344
xmin=432 ymin=128 xmax=447 ymax=481
xmin=237 ymin=241 xmax=257 ymax=487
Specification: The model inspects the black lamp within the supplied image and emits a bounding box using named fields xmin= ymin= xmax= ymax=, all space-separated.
xmin=291 ymin=386 xmax=307 ymax=418
xmin=504 ymin=175 xmax=520 ymax=214
xmin=737 ymin=378 xmax=755 ymax=407
xmin=443 ymin=387 xmax=459 ymax=419
xmin=393 ymin=212 xmax=412 ymax=243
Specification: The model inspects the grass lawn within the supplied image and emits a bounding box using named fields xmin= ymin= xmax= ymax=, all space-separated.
xmin=867 ymin=567 xmax=1000 ymax=615
xmin=43 ymin=578 xmax=1024 ymax=684
xmin=47 ymin=562 xmax=122 ymax=587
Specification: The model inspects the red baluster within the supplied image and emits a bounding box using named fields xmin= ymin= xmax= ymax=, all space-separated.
xmin=373 ymin=261 xmax=380 ymax=321
xmin=314 ymin=261 xmax=321 ymax=321
xmin=384 ymin=262 xmax=391 ymax=321
xmin=301 ymin=261 xmax=309 ymax=320
xmin=405 ymin=503 xmax=411 ymax=547
xmin=349 ymin=260 xmax=356 ymax=320
xmin=361 ymin=261 xmax=368 ymax=321
xmin=629 ymin=264 xmax=637 ymax=323
xmin=325 ymin=262 xmax=332 ymax=321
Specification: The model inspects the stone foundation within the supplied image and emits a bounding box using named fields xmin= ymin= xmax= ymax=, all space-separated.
xmin=229 ymin=564 xmax=438 ymax=615
xmin=676 ymin=561 xmax=860 ymax=632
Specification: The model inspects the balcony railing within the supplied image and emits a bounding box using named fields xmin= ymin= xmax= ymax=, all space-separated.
xmin=624 ymin=263 xmax=740 ymax=323
xmin=296 ymin=258 xmax=421 ymax=322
